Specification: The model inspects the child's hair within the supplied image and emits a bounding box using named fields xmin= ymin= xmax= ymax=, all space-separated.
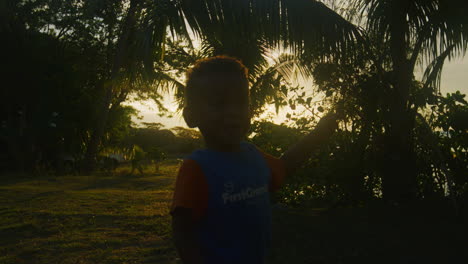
xmin=184 ymin=55 xmax=249 ymax=107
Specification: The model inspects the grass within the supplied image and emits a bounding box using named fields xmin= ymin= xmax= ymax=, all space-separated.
xmin=1 ymin=159 xmax=467 ymax=263
xmin=0 ymin=160 xmax=179 ymax=264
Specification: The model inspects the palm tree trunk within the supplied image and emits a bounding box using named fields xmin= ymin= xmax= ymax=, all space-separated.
xmin=83 ymin=0 xmax=140 ymax=173
xmin=348 ymin=123 xmax=370 ymax=201
xmin=382 ymin=0 xmax=417 ymax=203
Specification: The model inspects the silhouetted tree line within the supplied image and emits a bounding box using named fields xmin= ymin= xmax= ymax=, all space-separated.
xmin=123 ymin=124 xmax=204 ymax=158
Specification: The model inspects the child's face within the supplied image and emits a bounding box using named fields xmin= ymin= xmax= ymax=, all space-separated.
xmin=188 ymin=72 xmax=251 ymax=151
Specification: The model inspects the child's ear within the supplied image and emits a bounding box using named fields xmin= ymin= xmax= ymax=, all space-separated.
xmin=183 ymin=107 xmax=198 ymax=128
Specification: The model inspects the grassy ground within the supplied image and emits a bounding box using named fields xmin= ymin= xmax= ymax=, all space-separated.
xmin=0 ymin=160 xmax=179 ymax=264
xmin=1 ymin=160 xmax=466 ymax=263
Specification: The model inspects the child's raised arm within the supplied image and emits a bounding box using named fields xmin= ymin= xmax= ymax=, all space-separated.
xmin=280 ymin=113 xmax=338 ymax=177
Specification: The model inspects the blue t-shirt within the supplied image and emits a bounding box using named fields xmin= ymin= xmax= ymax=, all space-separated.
xmin=187 ymin=141 xmax=272 ymax=264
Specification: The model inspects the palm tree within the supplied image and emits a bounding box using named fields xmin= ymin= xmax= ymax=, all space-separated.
xmin=339 ymin=0 xmax=468 ymax=202
xmin=80 ymin=0 xmax=362 ymax=172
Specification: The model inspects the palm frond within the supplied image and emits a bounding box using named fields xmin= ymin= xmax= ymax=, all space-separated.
xmin=422 ymin=44 xmax=455 ymax=94
xmin=249 ymin=53 xmax=313 ymax=115
xmin=270 ymin=54 xmax=314 ymax=84
xmin=346 ymin=0 xmax=468 ymax=93
xmin=179 ymin=0 xmax=362 ymax=62
xmin=152 ymin=69 xmax=186 ymax=95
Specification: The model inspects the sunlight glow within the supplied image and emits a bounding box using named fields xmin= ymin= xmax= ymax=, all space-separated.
xmin=127 ymin=55 xmax=468 ymax=129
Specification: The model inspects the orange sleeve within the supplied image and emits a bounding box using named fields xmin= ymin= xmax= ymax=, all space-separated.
xmin=257 ymin=149 xmax=286 ymax=192
xmin=170 ymin=159 xmax=208 ymax=221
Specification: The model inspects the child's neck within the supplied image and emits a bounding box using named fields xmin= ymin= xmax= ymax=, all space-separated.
xmin=205 ymin=141 xmax=242 ymax=152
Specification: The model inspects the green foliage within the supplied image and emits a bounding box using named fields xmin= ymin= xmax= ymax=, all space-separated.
xmin=1 ymin=30 xmax=92 ymax=170
xmin=250 ymin=121 xmax=303 ymax=157
xmin=419 ymin=91 xmax=468 ymax=200
xmin=103 ymin=106 xmax=137 ymax=148
xmin=0 ymin=16 xmax=139 ymax=172
xmin=251 ymin=53 xmax=468 ymax=206
xmin=147 ymin=146 xmax=167 ymax=162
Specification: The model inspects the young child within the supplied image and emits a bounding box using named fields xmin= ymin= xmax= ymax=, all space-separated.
xmin=171 ymin=56 xmax=337 ymax=264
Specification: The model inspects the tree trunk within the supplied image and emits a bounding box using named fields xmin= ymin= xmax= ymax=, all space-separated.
xmin=83 ymin=84 xmax=113 ymax=173
xmin=348 ymin=119 xmax=372 ymax=201
xmin=382 ymin=0 xmax=418 ymax=203
xmin=83 ymin=0 xmax=140 ymax=173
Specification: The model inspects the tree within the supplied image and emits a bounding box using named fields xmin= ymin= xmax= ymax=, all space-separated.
xmin=170 ymin=126 xmax=204 ymax=154
xmin=0 ymin=0 xmax=145 ymax=173
xmin=0 ymin=28 xmax=96 ymax=171
xmin=422 ymin=92 xmax=468 ymax=202
xmin=337 ymin=0 xmax=468 ymax=202
xmin=126 ymin=125 xmax=177 ymax=153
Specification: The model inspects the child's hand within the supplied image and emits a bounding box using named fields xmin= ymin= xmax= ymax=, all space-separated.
xmin=315 ymin=112 xmax=338 ymax=137
xmin=281 ymin=111 xmax=339 ymax=176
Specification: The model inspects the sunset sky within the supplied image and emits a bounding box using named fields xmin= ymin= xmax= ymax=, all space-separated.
xmin=128 ymin=56 xmax=468 ymax=129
